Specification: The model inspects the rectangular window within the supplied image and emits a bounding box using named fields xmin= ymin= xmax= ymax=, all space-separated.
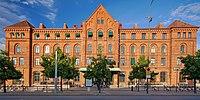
xmin=35 ymin=46 xmax=40 ymax=53
xmin=121 ymin=33 xmax=126 ymax=39
xmin=152 ymin=33 xmax=156 ymax=39
xmin=177 ymin=32 xmax=181 ymax=38
xmin=108 ymin=44 xmax=112 ymax=53
xmin=161 ymin=58 xmax=166 ymax=66
xmin=119 ymin=73 xmax=125 ymax=82
xmin=75 ymin=75 xmax=80 ymax=82
xmin=12 ymin=57 xmax=17 ymax=65
xmin=142 ymin=33 xmax=146 ymax=39
xmin=76 ymin=58 xmax=80 ymax=66
xmin=183 ymin=32 xmax=186 ymax=38
xmin=131 ymin=58 xmax=135 ymax=65
xmin=19 ymin=57 xmax=24 ymax=65
xmin=21 ymin=33 xmax=25 ymax=38
xmin=97 ymin=19 xmax=101 ymax=24
xmin=131 ymin=33 xmax=136 ymax=39
xmin=177 ymin=58 xmax=181 ymax=66
xmin=162 ymin=33 xmax=167 ymax=39
xmin=87 ymin=58 xmax=92 ymax=65
xmin=188 ymin=32 xmax=191 ymax=38
xmin=35 ymin=58 xmax=40 ymax=66
xmin=160 ymin=72 xmax=166 ymax=82
xmin=120 ymin=58 xmax=125 ymax=66
xmin=150 ymin=58 xmax=155 ymax=66
xmin=45 ymin=46 xmax=50 ymax=53
xmin=101 ymin=19 xmax=104 ymax=24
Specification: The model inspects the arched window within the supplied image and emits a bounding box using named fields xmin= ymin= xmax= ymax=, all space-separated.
xmin=34 ymin=72 xmax=40 ymax=82
xmin=120 ymin=45 xmax=125 ymax=53
xmin=151 ymin=45 xmax=156 ymax=53
xmin=44 ymin=45 xmax=50 ymax=53
xmin=35 ymin=46 xmax=40 ymax=53
xmin=88 ymin=30 xmax=93 ymax=38
xmin=98 ymin=44 xmax=103 ymax=52
xmin=16 ymin=45 xmax=21 ymax=53
xmin=108 ymin=30 xmax=113 ymax=38
xmin=108 ymin=44 xmax=112 ymax=53
xmin=66 ymin=46 xmax=70 ymax=53
xmin=141 ymin=46 xmax=145 ymax=53
xmin=88 ymin=44 xmax=92 ymax=52
xmin=98 ymin=30 xmax=103 ymax=38
xmin=180 ymin=45 xmax=185 ymax=53
xmin=131 ymin=46 xmax=135 ymax=53
xmin=55 ymin=33 xmax=60 ymax=39
xmin=75 ymin=45 xmax=80 ymax=53
xmin=161 ymin=46 xmax=166 ymax=53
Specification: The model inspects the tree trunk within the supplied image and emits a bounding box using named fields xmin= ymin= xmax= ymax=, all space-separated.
xmin=3 ymin=80 xmax=6 ymax=93
xmin=194 ymin=79 xmax=196 ymax=94
xmin=60 ymin=76 xmax=63 ymax=91
xmin=97 ymin=80 xmax=101 ymax=93
xmin=137 ymin=79 xmax=140 ymax=92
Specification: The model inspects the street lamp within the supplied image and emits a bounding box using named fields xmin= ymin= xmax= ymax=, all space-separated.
xmin=22 ymin=67 xmax=24 ymax=92
xmin=54 ymin=50 xmax=58 ymax=94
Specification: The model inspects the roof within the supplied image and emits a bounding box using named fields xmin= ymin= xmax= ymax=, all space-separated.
xmin=5 ymin=20 xmax=34 ymax=28
xmin=168 ymin=20 xmax=199 ymax=28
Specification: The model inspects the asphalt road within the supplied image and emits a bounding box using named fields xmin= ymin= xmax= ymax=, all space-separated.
xmin=0 ymin=96 xmax=200 ymax=100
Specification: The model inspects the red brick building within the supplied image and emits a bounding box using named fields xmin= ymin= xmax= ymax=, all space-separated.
xmin=4 ymin=5 xmax=199 ymax=87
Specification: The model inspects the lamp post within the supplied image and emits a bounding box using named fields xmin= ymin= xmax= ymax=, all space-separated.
xmin=54 ymin=50 xmax=58 ymax=94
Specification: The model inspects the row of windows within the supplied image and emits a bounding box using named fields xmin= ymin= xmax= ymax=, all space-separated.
xmin=12 ymin=57 xmax=24 ymax=65
xmin=121 ymin=33 xmax=168 ymax=40
xmin=177 ymin=32 xmax=192 ymax=38
xmin=10 ymin=32 xmax=25 ymax=38
xmin=34 ymin=33 xmax=80 ymax=40
xmin=14 ymin=43 xmax=186 ymax=54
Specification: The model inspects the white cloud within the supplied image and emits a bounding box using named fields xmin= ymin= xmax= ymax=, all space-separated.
xmin=45 ymin=12 xmax=56 ymax=25
xmin=0 ymin=38 xmax=5 ymax=50
xmin=10 ymin=0 xmax=57 ymax=24
xmin=171 ymin=3 xmax=200 ymax=21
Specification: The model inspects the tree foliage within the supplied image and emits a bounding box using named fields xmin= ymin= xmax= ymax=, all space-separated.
xmin=0 ymin=50 xmax=22 ymax=93
xmin=180 ymin=50 xmax=200 ymax=94
xmin=84 ymin=54 xmax=116 ymax=93
xmin=40 ymin=48 xmax=79 ymax=91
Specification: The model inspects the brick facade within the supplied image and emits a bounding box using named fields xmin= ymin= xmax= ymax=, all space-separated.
xmin=4 ymin=5 xmax=199 ymax=87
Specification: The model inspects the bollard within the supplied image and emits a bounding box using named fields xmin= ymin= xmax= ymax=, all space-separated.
xmin=131 ymin=86 xmax=133 ymax=91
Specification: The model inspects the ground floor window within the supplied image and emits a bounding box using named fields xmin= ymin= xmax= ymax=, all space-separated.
xmin=119 ymin=73 xmax=125 ymax=82
xmin=34 ymin=72 xmax=40 ymax=82
xmin=160 ymin=72 xmax=166 ymax=82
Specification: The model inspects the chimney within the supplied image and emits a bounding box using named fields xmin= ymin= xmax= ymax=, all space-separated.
xmin=39 ymin=23 xmax=46 ymax=28
xmin=74 ymin=24 xmax=78 ymax=29
xmin=134 ymin=24 xmax=138 ymax=29
xmin=80 ymin=24 xmax=83 ymax=28
xmin=63 ymin=23 xmax=68 ymax=29
xmin=119 ymin=23 xmax=122 ymax=29
xmin=156 ymin=23 xmax=163 ymax=28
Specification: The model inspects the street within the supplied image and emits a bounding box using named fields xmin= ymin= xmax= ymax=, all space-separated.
xmin=0 ymin=96 xmax=200 ymax=100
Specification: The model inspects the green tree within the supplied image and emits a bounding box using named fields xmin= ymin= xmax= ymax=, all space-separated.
xmin=0 ymin=50 xmax=22 ymax=93
xmin=40 ymin=48 xmax=79 ymax=91
xmin=128 ymin=55 xmax=150 ymax=92
xmin=84 ymin=54 xmax=116 ymax=93
xmin=180 ymin=50 xmax=200 ymax=94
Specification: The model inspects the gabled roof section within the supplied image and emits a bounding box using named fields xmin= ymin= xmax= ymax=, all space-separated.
xmin=86 ymin=4 xmax=115 ymax=22
xmin=5 ymin=20 xmax=34 ymax=28
xmin=168 ymin=20 xmax=198 ymax=28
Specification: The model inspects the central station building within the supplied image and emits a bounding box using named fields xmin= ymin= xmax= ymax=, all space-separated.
xmin=4 ymin=5 xmax=199 ymax=87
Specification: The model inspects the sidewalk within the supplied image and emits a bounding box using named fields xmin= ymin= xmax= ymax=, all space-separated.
xmin=0 ymin=87 xmax=200 ymax=96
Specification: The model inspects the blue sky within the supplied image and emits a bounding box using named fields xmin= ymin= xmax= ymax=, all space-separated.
xmin=0 ymin=0 xmax=200 ymax=50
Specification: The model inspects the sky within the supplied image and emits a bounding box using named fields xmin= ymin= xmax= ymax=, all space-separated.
xmin=0 ymin=0 xmax=200 ymax=50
